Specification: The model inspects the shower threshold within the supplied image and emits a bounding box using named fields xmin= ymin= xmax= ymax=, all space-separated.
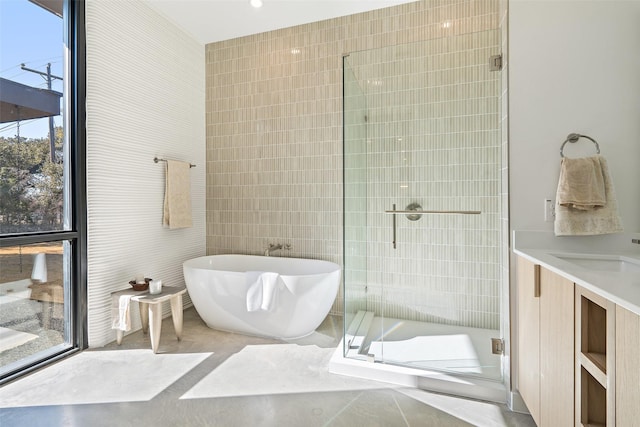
xmin=329 ymin=311 xmax=506 ymax=403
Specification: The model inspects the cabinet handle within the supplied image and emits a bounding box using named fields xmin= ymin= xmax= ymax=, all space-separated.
xmin=534 ymin=264 xmax=540 ymax=298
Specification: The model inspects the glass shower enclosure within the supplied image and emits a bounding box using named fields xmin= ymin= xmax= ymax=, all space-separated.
xmin=343 ymin=30 xmax=504 ymax=383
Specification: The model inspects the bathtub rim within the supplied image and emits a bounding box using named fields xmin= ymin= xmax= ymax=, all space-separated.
xmin=183 ymin=254 xmax=341 ymax=278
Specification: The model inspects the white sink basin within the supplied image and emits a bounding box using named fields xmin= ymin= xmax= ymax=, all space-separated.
xmin=551 ymin=253 xmax=640 ymax=273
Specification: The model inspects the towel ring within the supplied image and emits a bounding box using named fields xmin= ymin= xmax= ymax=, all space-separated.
xmin=560 ymin=133 xmax=600 ymax=158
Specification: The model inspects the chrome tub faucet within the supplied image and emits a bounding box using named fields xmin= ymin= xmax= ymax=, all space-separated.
xmin=265 ymin=243 xmax=282 ymax=256
xmin=264 ymin=243 xmax=291 ymax=256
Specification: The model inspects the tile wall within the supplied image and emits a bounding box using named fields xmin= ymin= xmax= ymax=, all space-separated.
xmin=206 ymin=0 xmax=502 ymax=316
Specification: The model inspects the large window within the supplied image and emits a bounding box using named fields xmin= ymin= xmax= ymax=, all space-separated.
xmin=0 ymin=0 xmax=85 ymax=382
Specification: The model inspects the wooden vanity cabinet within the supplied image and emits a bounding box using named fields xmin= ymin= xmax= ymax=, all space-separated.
xmin=517 ymin=253 xmax=640 ymax=426
xmin=517 ymin=256 xmax=541 ymax=424
xmin=615 ymin=306 xmax=640 ymax=426
xmin=517 ymin=256 xmax=575 ymax=427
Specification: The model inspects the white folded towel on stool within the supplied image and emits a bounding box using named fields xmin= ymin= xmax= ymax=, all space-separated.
xmin=246 ymin=271 xmax=281 ymax=312
xmin=111 ymin=295 xmax=133 ymax=331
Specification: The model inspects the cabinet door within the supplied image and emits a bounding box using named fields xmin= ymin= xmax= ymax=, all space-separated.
xmin=539 ymin=267 xmax=574 ymax=427
xmin=616 ymin=306 xmax=640 ymax=425
xmin=517 ymin=256 xmax=541 ymax=425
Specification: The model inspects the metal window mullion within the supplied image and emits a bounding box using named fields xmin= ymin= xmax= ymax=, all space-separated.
xmin=0 ymin=231 xmax=79 ymax=247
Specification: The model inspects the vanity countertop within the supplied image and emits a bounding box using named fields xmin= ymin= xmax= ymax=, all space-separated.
xmin=513 ymin=231 xmax=640 ymax=315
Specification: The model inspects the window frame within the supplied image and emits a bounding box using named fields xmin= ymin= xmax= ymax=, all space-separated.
xmin=0 ymin=0 xmax=86 ymax=383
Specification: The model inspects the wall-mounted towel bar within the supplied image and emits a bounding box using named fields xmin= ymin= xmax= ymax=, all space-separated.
xmin=560 ymin=133 xmax=600 ymax=158
xmin=154 ymin=157 xmax=196 ymax=168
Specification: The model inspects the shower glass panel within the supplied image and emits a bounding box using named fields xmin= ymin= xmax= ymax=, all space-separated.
xmin=343 ymin=30 xmax=503 ymax=382
xmin=343 ymin=59 xmax=369 ymax=340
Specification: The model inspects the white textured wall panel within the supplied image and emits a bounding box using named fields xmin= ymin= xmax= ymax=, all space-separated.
xmin=86 ymin=0 xmax=205 ymax=347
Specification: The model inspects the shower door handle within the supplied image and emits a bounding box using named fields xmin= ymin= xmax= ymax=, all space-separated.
xmin=391 ymin=204 xmax=396 ymax=249
xmin=386 ymin=205 xmax=481 ymax=249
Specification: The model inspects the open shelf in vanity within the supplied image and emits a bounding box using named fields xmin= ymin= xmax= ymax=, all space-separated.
xmin=575 ymin=286 xmax=615 ymax=427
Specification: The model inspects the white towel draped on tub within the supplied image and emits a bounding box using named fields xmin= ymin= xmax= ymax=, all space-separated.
xmin=246 ymin=271 xmax=281 ymax=312
xmin=554 ymin=155 xmax=623 ymax=236
xmin=163 ymin=160 xmax=192 ymax=229
xmin=111 ymin=295 xmax=133 ymax=331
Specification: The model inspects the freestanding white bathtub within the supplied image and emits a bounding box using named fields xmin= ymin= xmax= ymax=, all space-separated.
xmin=183 ymin=254 xmax=341 ymax=339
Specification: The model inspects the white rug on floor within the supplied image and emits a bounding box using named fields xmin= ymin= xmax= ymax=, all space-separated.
xmin=182 ymin=344 xmax=390 ymax=399
xmin=0 ymin=327 xmax=38 ymax=352
xmin=0 ymin=350 xmax=212 ymax=408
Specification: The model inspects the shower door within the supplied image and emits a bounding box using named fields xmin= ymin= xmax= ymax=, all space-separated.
xmin=343 ymin=30 xmax=504 ymax=382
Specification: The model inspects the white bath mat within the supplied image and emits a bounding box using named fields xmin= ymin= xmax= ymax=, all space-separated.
xmin=181 ymin=344 xmax=390 ymax=399
xmin=0 ymin=349 xmax=212 ymax=408
xmin=0 ymin=327 xmax=38 ymax=353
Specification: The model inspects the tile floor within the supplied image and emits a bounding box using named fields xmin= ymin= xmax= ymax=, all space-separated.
xmin=0 ymin=308 xmax=535 ymax=426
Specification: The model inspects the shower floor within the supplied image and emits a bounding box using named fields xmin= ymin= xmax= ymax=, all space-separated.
xmin=345 ymin=311 xmax=502 ymax=382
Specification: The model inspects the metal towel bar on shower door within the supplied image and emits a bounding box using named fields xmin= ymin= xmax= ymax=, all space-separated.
xmin=386 ymin=205 xmax=481 ymax=249
xmin=385 ymin=209 xmax=482 ymax=215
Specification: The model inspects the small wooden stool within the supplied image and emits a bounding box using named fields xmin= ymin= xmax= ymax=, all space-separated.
xmin=111 ymin=285 xmax=187 ymax=353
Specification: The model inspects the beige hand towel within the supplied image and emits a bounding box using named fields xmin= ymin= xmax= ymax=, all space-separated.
xmin=554 ymin=156 xmax=623 ymax=236
xmin=556 ymin=155 xmax=606 ymax=210
xmin=163 ymin=160 xmax=192 ymax=229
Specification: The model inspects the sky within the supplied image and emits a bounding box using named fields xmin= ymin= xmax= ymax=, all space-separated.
xmin=0 ymin=0 xmax=64 ymax=139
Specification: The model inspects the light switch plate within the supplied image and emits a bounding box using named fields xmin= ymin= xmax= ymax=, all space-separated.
xmin=544 ymin=199 xmax=555 ymax=222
